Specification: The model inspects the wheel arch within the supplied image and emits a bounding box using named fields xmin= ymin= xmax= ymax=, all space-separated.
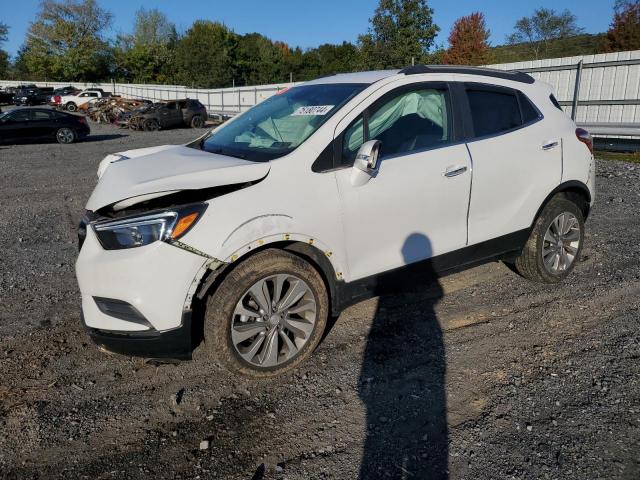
xmin=194 ymin=240 xmax=340 ymax=319
xmin=532 ymin=180 xmax=591 ymax=229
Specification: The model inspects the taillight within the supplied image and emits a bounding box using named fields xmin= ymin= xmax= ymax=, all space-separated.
xmin=78 ymin=116 xmax=87 ymax=124
xmin=54 ymin=95 xmax=61 ymax=104
xmin=576 ymin=128 xmax=593 ymax=155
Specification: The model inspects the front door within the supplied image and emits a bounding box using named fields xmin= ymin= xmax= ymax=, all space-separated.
xmin=334 ymin=83 xmax=472 ymax=281
xmin=0 ymin=109 xmax=32 ymax=143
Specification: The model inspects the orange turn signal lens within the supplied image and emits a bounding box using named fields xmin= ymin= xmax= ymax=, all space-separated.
xmin=171 ymin=212 xmax=200 ymax=240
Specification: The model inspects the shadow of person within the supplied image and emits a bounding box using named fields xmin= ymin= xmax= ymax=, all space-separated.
xmin=358 ymin=233 xmax=447 ymax=479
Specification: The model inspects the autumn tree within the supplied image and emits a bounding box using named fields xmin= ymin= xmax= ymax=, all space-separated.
xmin=359 ymin=0 xmax=439 ymax=69
xmin=443 ymin=12 xmax=493 ymax=65
xmin=507 ymin=8 xmax=583 ymax=59
xmin=17 ymin=0 xmax=113 ymax=81
xmin=605 ymin=1 xmax=640 ymax=51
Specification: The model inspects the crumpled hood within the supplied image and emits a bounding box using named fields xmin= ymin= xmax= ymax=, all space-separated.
xmin=86 ymin=145 xmax=270 ymax=211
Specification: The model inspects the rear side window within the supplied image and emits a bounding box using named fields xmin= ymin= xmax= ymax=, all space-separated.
xmin=519 ymin=92 xmax=541 ymax=123
xmin=32 ymin=110 xmax=53 ymax=120
xmin=467 ymin=89 xmax=521 ymax=137
xmin=549 ymin=94 xmax=563 ymax=111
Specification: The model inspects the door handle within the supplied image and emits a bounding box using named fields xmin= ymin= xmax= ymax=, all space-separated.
xmin=444 ymin=165 xmax=468 ymax=178
xmin=542 ymin=141 xmax=559 ymax=150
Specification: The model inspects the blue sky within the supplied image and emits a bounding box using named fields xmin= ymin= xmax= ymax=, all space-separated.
xmin=1 ymin=0 xmax=616 ymax=57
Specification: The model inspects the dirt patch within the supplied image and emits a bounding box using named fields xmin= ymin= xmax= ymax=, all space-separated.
xmin=0 ymin=128 xmax=638 ymax=479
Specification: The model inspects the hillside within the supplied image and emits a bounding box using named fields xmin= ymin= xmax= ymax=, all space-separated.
xmin=490 ymin=33 xmax=608 ymax=64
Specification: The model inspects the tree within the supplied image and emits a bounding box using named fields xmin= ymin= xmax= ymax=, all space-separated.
xmin=113 ymin=8 xmax=177 ymax=83
xmin=507 ymin=8 xmax=583 ymax=59
xmin=173 ymin=21 xmax=237 ymax=88
xmin=605 ymin=1 xmax=640 ymax=52
xmin=359 ymin=0 xmax=439 ymax=69
xmin=17 ymin=0 xmax=113 ymax=81
xmin=0 ymin=22 xmax=9 ymax=78
xmin=443 ymin=12 xmax=493 ymax=65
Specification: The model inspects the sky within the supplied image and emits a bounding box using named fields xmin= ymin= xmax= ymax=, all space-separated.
xmin=0 ymin=0 xmax=617 ymax=58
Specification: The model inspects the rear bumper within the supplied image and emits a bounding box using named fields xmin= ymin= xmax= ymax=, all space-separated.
xmin=84 ymin=310 xmax=193 ymax=359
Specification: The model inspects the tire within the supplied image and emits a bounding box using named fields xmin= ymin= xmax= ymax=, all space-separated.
xmin=195 ymin=249 xmax=329 ymax=377
xmin=55 ymin=127 xmax=76 ymax=144
xmin=511 ymin=195 xmax=585 ymax=283
xmin=143 ymin=118 xmax=160 ymax=131
xmin=190 ymin=115 xmax=204 ymax=128
xmin=65 ymin=102 xmax=77 ymax=112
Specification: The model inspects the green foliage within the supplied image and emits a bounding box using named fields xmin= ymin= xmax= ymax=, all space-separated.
xmin=0 ymin=22 xmax=8 ymax=78
xmin=113 ymin=8 xmax=177 ymax=83
xmin=507 ymin=8 xmax=583 ymax=60
xmin=17 ymin=0 xmax=113 ymax=81
xmin=172 ymin=21 xmax=237 ymax=88
xmin=359 ymin=0 xmax=439 ymax=69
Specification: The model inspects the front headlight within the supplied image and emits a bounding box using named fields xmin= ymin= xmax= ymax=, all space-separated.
xmin=92 ymin=203 xmax=207 ymax=250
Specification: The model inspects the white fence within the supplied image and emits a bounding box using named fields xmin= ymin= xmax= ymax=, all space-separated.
xmin=489 ymin=50 xmax=640 ymax=137
xmin=3 ymin=49 xmax=640 ymax=136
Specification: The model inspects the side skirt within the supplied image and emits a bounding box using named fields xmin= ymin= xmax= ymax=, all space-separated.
xmin=333 ymin=229 xmax=529 ymax=314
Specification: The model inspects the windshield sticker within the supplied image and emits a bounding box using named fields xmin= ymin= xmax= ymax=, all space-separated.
xmin=291 ymin=105 xmax=335 ymax=116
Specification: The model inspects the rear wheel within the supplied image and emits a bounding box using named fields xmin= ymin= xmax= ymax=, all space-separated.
xmin=190 ymin=115 xmax=204 ymax=128
xmin=65 ymin=102 xmax=77 ymax=112
xmin=511 ymin=195 xmax=584 ymax=283
xmin=56 ymin=127 xmax=76 ymax=144
xmin=143 ymin=118 xmax=160 ymax=131
xmin=195 ymin=249 xmax=329 ymax=377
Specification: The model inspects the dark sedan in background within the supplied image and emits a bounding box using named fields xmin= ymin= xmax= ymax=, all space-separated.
xmin=0 ymin=108 xmax=90 ymax=144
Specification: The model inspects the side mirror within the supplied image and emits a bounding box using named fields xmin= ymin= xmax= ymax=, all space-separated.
xmin=351 ymin=140 xmax=381 ymax=187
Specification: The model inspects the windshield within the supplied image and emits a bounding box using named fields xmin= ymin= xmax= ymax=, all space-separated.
xmin=201 ymin=83 xmax=366 ymax=161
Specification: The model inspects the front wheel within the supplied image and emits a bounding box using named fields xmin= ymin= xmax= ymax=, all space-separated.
xmin=511 ymin=195 xmax=585 ymax=283
xmin=195 ymin=249 xmax=329 ymax=377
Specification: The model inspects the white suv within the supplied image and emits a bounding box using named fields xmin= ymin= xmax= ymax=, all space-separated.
xmin=76 ymin=66 xmax=595 ymax=376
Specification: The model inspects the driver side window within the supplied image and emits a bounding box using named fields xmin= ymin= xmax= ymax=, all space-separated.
xmin=342 ymin=86 xmax=451 ymax=164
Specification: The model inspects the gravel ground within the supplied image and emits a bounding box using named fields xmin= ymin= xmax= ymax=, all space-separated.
xmin=0 ymin=122 xmax=639 ymax=479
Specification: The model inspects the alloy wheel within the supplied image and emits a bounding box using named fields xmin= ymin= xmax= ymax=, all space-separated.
xmin=231 ymin=274 xmax=317 ymax=369
xmin=56 ymin=128 xmax=75 ymax=144
xmin=542 ymin=212 xmax=581 ymax=273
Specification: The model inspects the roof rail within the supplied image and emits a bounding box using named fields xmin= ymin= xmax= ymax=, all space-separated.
xmin=398 ymin=65 xmax=535 ymax=84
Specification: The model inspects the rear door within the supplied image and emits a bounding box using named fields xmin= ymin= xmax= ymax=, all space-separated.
xmin=461 ymin=83 xmax=561 ymax=245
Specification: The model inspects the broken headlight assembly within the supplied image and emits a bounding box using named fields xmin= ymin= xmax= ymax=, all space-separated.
xmin=92 ymin=203 xmax=207 ymax=250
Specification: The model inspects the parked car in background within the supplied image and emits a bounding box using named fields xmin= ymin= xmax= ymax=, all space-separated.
xmin=129 ymin=99 xmax=208 ymax=131
xmin=77 ymin=66 xmax=595 ymax=376
xmin=14 ymin=87 xmax=54 ymax=106
xmin=0 ymin=88 xmax=14 ymax=104
xmin=48 ymin=86 xmax=80 ymax=103
xmin=52 ymin=89 xmax=107 ymax=112
xmin=0 ymin=107 xmax=90 ymax=144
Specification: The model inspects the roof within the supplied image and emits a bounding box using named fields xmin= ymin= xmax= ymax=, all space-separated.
xmin=306 ymin=65 xmax=535 ymax=86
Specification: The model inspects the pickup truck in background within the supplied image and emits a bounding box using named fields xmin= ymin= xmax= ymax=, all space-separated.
xmin=52 ymin=89 xmax=111 ymax=112
xmin=14 ymin=87 xmax=54 ymax=106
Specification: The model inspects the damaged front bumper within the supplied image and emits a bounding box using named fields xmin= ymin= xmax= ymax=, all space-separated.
xmin=76 ymin=218 xmax=223 ymax=359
